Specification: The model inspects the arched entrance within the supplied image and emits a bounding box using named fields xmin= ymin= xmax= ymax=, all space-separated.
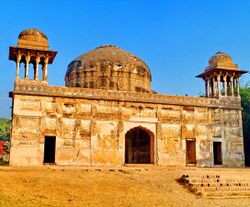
xmin=125 ymin=127 xmax=154 ymax=164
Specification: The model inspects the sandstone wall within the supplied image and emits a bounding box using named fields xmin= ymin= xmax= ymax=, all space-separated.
xmin=9 ymin=88 xmax=245 ymax=167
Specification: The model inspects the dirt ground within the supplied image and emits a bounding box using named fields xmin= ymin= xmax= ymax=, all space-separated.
xmin=0 ymin=166 xmax=250 ymax=207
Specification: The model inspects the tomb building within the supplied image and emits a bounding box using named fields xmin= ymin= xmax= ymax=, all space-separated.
xmin=8 ymin=29 xmax=247 ymax=167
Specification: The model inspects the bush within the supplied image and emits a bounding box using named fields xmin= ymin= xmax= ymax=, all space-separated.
xmin=240 ymin=86 xmax=250 ymax=166
xmin=0 ymin=118 xmax=11 ymax=141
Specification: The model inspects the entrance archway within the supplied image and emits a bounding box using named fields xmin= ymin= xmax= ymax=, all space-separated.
xmin=125 ymin=127 xmax=154 ymax=164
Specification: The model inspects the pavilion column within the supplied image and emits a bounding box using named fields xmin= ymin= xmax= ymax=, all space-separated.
xmin=217 ymin=74 xmax=221 ymax=97
xmin=205 ymin=79 xmax=208 ymax=97
xmin=25 ymin=55 xmax=30 ymax=79
xmin=223 ymin=76 xmax=227 ymax=96
xmin=212 ymin=76 xmax=216 ymax=97
xmin=236 ymin=77 xmax=240 ymax=97
xmin=230 ymin=76 xmax=234 ymax=96
xmin=209 ymin=78 xmax=213 ymax=97
xmin=43 ymin=57 xmax=49 ymax=81
xmin=16 ymin=53 xmax=21 ymax=78
xmin=34 ymin=56 xmax=40 ymax=80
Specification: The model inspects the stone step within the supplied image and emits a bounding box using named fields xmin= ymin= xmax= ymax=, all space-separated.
xmin=179 ymin=174 xmax=250 ymax=198
xmin=182 ymin=175 xmax=248 ymax=184
xmin=204 ymin=191 xmax=250 ymax=197
xmin=195 ymin=187 xmax=250 ymax=197
xmin=182 ymin=174 xmax=220 ymax=179
xmin=197 ymin=186 xmax=250 ymax=192
xmin=189 ymin=182 xmax=249 ymax=188
xmin=183 ymin=174 xmax=246 ymax=180
xmin=186 ymin=178 xmax=246 ymax=184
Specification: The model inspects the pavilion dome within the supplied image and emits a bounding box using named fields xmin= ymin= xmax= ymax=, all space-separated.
xmin=17 ymin=28 xmax=49 ymax=50
xmin=206 ymin=51 xmax=238 ymax=71
xmin=65 ymin=45 xmax=152 ymax=93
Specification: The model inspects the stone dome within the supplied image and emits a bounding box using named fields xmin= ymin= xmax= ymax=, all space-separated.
xmin=17 ymin=28 xmax=49 ymax=50
xmin=206 ymin=51 xmax=238 ymax=71
xmin=65 ymin=45 xmax=152 ymax=93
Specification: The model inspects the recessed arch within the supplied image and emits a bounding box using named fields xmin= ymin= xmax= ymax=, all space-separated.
xmin=125 ymin=126 xmax=154 ymax=164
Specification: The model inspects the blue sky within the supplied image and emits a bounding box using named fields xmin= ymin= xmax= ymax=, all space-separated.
xmin=1 ymin=0 xmax=250 ymax=118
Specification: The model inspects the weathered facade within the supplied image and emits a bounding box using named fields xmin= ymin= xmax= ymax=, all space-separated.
xmin=9 ymin=29 xmax=247 ymax=167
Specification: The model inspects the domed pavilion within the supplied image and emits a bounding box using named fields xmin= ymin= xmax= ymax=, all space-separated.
xmin=9 ymin=28 xmax=57 ymax=84
xmin=196 ymin=51 xmax=247 ymax=98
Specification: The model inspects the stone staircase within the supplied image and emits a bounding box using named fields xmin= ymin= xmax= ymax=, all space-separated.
xmin=179 ymin=174 xmax=250 ymax=198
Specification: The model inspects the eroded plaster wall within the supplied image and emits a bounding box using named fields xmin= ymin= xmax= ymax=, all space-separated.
xmin=9 ymin=93 xmax=245 ymax=167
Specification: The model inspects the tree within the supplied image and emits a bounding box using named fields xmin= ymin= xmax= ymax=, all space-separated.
xmin=0 ymin=119 xmax=11 ymax=163
xmin=0 ymin=118 xmax=11 ymax=141
xmin=240 ymin=86 xmax=250 ymax=166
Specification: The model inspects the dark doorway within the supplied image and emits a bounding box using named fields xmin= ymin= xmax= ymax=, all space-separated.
xmin=213 ymin=141 xmax=222 ymax=165
xmin=44 ymin=136 xmax=56 ymax=164
xmin=186 ymin=139 xmax=196 ymax=165
xmin=125 ymin=127 xmax=154 ymax=164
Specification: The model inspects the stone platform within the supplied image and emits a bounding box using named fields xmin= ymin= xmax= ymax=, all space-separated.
xmin=179 ymin=174 xmax=250 ymax=198
xmin=48 ymin=165 xmax=153 ymax=172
